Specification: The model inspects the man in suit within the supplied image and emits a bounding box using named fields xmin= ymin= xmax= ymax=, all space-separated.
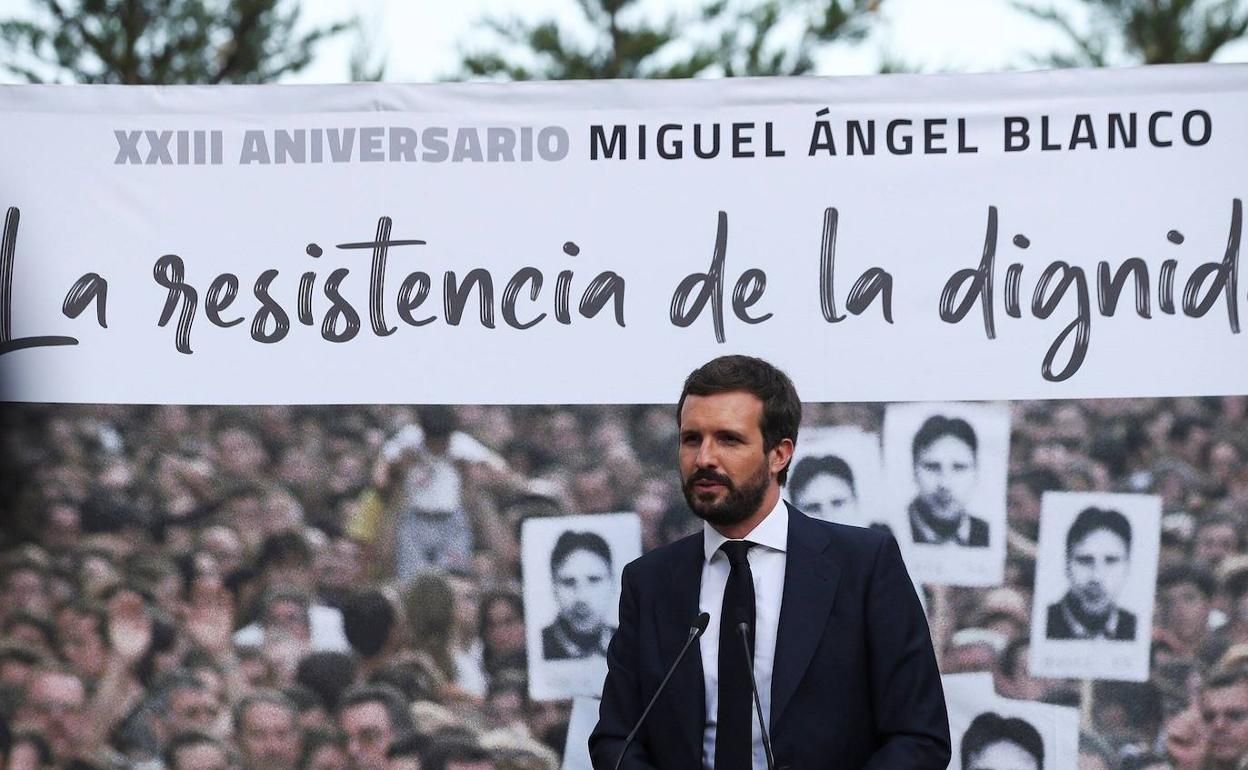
xmin=1045 ymin=506 xmax=1137 ymax=641
xmin=590 ymin=355 xmax=950 ymax=770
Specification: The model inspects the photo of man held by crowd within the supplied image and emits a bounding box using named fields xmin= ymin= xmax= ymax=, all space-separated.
xmin=1030 ymin=491 xmax=1161 ymax=683
xmin=4 ymin=393 xmax=1248 ymax=770
xmin=883 ymin=402 xmax=1011 ymax=586
xmin=785 ymin=426 xmax=887 ymax=531
xmin=520 ymin=513 xmax=640 ymax=701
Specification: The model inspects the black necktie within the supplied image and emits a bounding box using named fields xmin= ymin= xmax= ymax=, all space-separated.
xmin=716 ymin=540 xmax=756 ymax=770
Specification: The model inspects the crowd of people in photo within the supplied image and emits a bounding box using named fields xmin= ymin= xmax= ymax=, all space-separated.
xmin=1 ymin=395 xmax=1247 ymax=769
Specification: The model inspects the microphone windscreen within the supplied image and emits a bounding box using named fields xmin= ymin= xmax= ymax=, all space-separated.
xmin=693 ymin=611 xmax=711 ymax=634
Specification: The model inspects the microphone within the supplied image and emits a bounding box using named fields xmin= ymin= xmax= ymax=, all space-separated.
xmin=613 ymin=611 xmax=710 ymax=770
xmin=737 ymin=621 xmax=776 ymax=770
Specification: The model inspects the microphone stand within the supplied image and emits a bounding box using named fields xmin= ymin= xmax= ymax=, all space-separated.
xmin=738 ymin=621 xmax=776 ymax=770
xmin=613 ymin=613 xmax=710 ymax=770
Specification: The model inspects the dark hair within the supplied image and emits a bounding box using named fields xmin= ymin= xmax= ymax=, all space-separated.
xmin=676 ymin=355 xmax=801 ymax=485
xmin=294 ymin=651 xmax=358 ymax=713
xmin=342 ymin=589 xmax=396 ymax=658
xmin=550 ymin=530 xmax=612 ymax=575
xmin=258 ymin=530 xmax=312 ymax=569
xmin=424 ymin=739 xmax=491 ymax=770
xmin=1158 ymin=564 xmax=1215 ymax=599
xmin=911 ymin=415 xmax=978 ymax=462
xmin=960 ymin=711 xmax=1044 ymax=767
xmin=386 ymin=731 xmax=428 ymax=761
xmin=163 ymin=731 xmax=228 ymax=770
xmin=789 ymin=455 xmax=856 ymax=498
xmin=419 ymin=406 xmax=458 ymax=441
xmin=338 ymin=684 xmax=413 ymax=734
xmin=1093 ymin=681 xmax=1162 ymax=735
xmin=998 ymin=637 xmax=1029 ymax=679
xmin=1066 ymin=507 xmax=1132 ymax=555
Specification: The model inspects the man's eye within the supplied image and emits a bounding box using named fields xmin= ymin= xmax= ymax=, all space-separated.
xmin=921 ymin=462 xmax=940 ymax=473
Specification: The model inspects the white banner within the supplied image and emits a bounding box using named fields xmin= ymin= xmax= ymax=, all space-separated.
xmin=1 ymin=65 xmax=1245 ymax=403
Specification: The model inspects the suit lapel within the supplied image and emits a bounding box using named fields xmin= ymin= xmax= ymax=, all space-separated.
xmin=770 ymin=504 xmax=841 ymax=730
xmin=657 ymin=533 xmax=707 ymax=762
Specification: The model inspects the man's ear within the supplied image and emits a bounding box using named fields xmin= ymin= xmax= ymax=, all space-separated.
xmin=770 ymin=438 xmax=795 ymax=476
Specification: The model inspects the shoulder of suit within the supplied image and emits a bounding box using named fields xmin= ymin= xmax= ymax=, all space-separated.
xmin=787 ymin=504 xmax=892 ymax=554
xmin=621 ymin=531 xmax=702 ymax=576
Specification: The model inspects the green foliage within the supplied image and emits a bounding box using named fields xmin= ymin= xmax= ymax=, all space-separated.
xmin=1016 ymin=0 xmax=1248 ymax=66
xmin=459 ymin=0 xmax=883 ymax=81
xmin=0 ymin=0 xmax=350 ymax=84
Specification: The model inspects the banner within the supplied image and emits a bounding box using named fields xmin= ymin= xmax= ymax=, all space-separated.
xmin=1 ymin=65 xmax=1245 ymax=404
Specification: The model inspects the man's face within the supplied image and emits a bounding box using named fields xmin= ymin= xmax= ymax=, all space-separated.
xmin=1202 ymin=683 xmax=1248 ymax=764
xmin=17 ymin=671 xmax=87 ymax=761
xmin=913 ymin=435 xmax=977 ymax=522
xmin=552 ymin=549 xmax=613 ymax=636
xmin=1159 ymin=581 xmax=1210 ymax=641
xmin=171 ymin=742 xmax=232 ymax=770
xmin=967 ymin=740 xmax=1040 ymax=770
xmin=679 ymin=391 xmax=789 ymax=528
xmin=1195 ymin=523 xmax=1237 ymax=567
xmin=264 ymin=598 xmax=311 ymax=641
xmin=1065 ymin=528 xmax=1130 ymax=616
xmin=57 ymin=609 xmax=107 ymax=679
xmin=795 ymin=472 xmax=858 ymax=523
xmin=238 ymin=701 xmax=301 ymax=770
xmin=341 ymin=702 xmax=395 ymax=770
xmin=168 ymin=686 xmax=221 ymax=736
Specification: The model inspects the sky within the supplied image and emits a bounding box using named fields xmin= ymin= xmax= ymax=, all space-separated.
xmin=4 ymin=0 xmax=1248 ymax=83
xmin=284 ymin=0 xmax=1248 ymax=84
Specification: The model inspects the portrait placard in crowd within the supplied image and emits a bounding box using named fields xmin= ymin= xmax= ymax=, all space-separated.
xmin=1029 ymin=491 xmax=1162 ymax=682
xmin=883 ymin=402 xmax=1011 ymax=586
xmin=943 ymin=673 xmax=1079 ymax=770
xmin=786 ymin=426 xmax=887 ymax=530
xmin=561 ymin=696 xmax=600 ymax=770
xmin=521 ymin=512 xmax=642 ymax=700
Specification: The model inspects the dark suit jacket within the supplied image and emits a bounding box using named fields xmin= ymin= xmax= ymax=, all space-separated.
xmin=589 ymin=504 xmax=950 ymax=770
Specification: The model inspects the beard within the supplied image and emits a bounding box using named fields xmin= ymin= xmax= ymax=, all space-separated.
xmin=682 ymin=459 xmax=771 ymax=527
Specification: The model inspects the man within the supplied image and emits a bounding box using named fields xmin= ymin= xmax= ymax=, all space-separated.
xmin=542 ymin=530 xmax=617 ymax=660
xmin=233 ymin=691 xmax=302 ymax=770
xmin=1046 ymin=506 xmax=1137 ymax=641
xmin=960 ymin=712 xmax=1044 ymax=770
xmin=164 ymin=731 xmax=233 ymax=770
xmin=232 ymin=532 xmax=349 ymax=652
xmin=339 ymin=684 xmax=413 ymax=770
xmin=1155 ymin=565 xmax=1215 ymax=656
xmin=907 ymin=415 xmax=989 ymax=547
xmin=1201 ymin=668 xmax=1248 ymax=770
xmin=12 ymin=667 xmax=89 ymax=765
xmin=590 ymin=355 xmax=949 ymax=770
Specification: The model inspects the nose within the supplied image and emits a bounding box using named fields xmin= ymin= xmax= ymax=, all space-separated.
xmin=694 ymin=439 xmax=718 ymax=469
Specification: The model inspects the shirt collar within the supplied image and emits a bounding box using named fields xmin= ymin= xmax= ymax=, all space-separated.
xmin=702 ymin=494 xmax=789 ymax=563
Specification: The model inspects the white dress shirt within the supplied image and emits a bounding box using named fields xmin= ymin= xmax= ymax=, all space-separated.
xmin=699 ymin=496 xmax=788 ymax=770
